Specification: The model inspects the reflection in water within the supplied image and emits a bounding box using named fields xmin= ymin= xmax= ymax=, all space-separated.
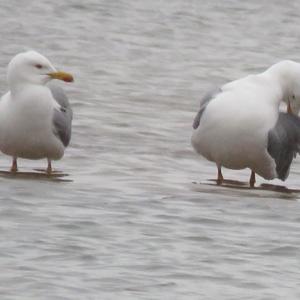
xmin=0 ymin=170 xmax=72 ymax=182
xmin=197 ymin=179 xmax=300 ymax=195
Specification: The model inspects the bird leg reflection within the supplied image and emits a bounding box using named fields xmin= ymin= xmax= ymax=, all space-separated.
xmin=287 ymin=100 xmax=293 ymax=114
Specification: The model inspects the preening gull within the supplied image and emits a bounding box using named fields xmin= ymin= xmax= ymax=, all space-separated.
xmin=191 ymin=60 xmax=300 ymax=187
xmin=0 ymin=51 xmax=73 ymax=174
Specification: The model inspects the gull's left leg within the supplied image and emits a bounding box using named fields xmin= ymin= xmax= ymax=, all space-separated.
xmin=10 ymin=157 xmax=18 ymax=173
xmin=217 ymin=166 xmax=223 ymax=185
xmin=249 ymin=170 xmax=256 ymax=188
xmin=46 ymin=159 xmax=52 ymax=175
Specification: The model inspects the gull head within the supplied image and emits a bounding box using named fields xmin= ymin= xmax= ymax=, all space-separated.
xmin=268 ymin=60 xmax=300 ymax=115
xmin=7 ymin=51 xmax=73 ymax=90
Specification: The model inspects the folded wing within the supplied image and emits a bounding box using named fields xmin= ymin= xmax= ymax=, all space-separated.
xmin=193 ymin=87 xmax=221 ymax=129
xmin=49 ymin=84 xmax=73 ymax=147
xmin=267 ymin=113 xmax=300 ymax=180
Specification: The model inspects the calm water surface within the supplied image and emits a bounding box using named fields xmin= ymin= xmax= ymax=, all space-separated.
xmin=0 ymin=1 xmax=300 ymax=299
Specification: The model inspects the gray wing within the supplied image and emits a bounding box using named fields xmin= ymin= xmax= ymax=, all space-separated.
xmin=193 ymin=87 xmax=222 ymax=129
xmin=49 ymin=84 xmax=73 ymax=147
xmin=267 ymin=113 xmax=300 ymax=180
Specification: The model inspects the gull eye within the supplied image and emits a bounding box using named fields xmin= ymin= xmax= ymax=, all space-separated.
xmin=35 ymin=64 xmax=43 ymax=69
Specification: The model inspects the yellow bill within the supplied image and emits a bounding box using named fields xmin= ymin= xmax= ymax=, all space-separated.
xmin=48 ymin=71 xmax=74 ymax=83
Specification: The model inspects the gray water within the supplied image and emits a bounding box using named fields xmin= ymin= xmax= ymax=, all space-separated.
xmin=0 ymin=0 xmax=300 ymax=299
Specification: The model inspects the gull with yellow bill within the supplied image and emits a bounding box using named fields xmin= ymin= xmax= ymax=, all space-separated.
xmin=0 ymin=51 xmax=74 ymax=174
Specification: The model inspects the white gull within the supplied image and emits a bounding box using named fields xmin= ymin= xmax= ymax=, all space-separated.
xmin=191 ymin=60 xmax=300 ymax=187
xmin=0 ymin=51 xmax=73 ymax=174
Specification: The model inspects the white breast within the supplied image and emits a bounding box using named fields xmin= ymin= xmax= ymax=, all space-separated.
xmin=191 ymin=75 xmax=281 ymax=179
xmin=0 ymin=86 xmax=64 ymax=160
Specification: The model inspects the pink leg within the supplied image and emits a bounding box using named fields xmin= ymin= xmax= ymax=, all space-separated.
xmin=10 ymin=157 xmax=18 ymax=173
xmin=250 ymin=170 xmax=256 ymax=188
xmin=217 ymin=166 xmax=223 ymax=185
xmin=46 ymin=159 xmax=52 ymax=175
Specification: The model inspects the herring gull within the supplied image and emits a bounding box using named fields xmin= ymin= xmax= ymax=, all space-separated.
xmin=191 ymin=60 xmax=300 ymax=187
xmin=0 ymin=51 xmax=73 ymax=174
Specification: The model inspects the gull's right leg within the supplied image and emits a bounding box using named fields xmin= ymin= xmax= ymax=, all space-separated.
xmin=11 ymin=157 xmax=18 ymax=173
xmin=217 ymin=166 xmax=223 ymax=185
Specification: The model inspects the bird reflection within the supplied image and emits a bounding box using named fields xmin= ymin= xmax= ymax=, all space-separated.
xmin=205 ymin=179 xmax=300 ymax=194
xmin=0 ymin=169 xmax=72 ymax=182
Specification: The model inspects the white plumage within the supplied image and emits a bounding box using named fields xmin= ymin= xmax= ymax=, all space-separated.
xmin=0 ymin=51 xmax=74 ymax=173
xmin=192 ymin=61 xmax=300 ymax=186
